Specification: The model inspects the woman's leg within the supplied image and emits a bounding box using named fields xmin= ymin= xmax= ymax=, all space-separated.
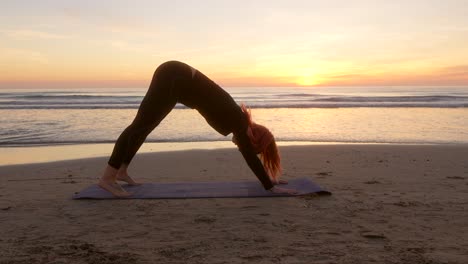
xmin=99 ymin=61 xmax=192 ymax=196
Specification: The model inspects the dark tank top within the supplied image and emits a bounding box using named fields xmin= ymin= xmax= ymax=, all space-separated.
xmin=177 ymin=70 xmax=248 ymax=136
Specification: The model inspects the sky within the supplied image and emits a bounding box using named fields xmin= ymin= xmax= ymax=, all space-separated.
xmin=1 ymin=0 xmax=468 ymax=88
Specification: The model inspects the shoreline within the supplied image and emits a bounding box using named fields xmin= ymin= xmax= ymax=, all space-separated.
xmin=0 ymin=141 xmax=459 ymax=167
xmin=0 ymin=144 xmax=467 ymax=263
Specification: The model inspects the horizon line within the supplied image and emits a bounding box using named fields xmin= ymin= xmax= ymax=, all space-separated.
xmin=1 ymin=84 xmax=468 ymax=90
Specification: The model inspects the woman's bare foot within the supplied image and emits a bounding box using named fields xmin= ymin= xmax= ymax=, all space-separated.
xmin=115 ymin=164 xmax=140 ymax=186
xmin=116 ymin=174 xmax=140 ymax=186
xmin=98 ymin=180 xmax=132 ymax=198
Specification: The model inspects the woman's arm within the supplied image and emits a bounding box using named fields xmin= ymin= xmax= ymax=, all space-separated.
xmin=234 ymin=130 xmax=298 ymax=195
xmin=234 ymin=130 xmax=274 ymax=190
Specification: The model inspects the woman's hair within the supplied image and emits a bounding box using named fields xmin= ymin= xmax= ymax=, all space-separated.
xmin=241 ymin=104 xmax=282 ymax=180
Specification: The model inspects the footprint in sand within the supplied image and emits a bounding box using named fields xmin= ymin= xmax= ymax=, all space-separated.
xmin=316 ymin=171 xmax=332 ymax=177
xmin=193 ymin=216 xmax=216 ymax=224
xmin=446 ymin=176 xmax=465 ymax=180
xmin=360 ymin=231 xmax=387 ymax=240
xmin=364 ymin=180 xmax=381 ymax=184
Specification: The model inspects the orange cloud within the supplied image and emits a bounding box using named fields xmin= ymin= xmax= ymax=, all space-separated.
xmin=316 ymin=65 xmax=468 ymax=86
xmin=214 ymin=76 xmax=296 ymax=87
xmin=0 ymin=80 xmax=149 ymax=89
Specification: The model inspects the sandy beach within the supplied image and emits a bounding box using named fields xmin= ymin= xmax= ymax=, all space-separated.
xmin=0 ymin=144 xmax=467 ymax=263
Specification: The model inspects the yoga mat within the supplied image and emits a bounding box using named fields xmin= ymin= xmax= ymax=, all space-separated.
xmin=72 ymin=177 xmax=330 ymax=199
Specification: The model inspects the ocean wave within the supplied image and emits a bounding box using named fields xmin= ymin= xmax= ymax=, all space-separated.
xmin=2 ymin=102 xmax=468 ymax=109
xmin=314 ymin=95 xmax=468 ymax=103
xmin=1 ymin=89 xmax=468 ymax=109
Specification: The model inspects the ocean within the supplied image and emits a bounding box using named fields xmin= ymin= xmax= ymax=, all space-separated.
xmin=1 ymin=86 xmax=468 ymax=146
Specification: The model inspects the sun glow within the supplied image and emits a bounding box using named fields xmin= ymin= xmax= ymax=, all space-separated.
xmin=296 ymin=75 xmax=321 ymax=86
xmin=293 ymin=68 xmax=325 ymax=86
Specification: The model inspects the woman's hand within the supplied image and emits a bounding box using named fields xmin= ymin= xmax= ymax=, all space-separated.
xmin=271 ymin=178 xmax=288 ymax=185
xmin=277 ymin=179 xmax=288 ymax=185
xmin=268 ymin=186 xmax=299 ymax=195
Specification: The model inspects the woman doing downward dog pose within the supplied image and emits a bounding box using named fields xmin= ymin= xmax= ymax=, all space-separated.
xmin=99 ymin=60 xmax=298 ymax=197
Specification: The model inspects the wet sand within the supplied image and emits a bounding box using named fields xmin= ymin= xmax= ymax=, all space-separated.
xmin=0 ymin=144 xmax=467 ymax=263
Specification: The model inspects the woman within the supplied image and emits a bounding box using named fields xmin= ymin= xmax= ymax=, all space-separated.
xmin=99 ymin=60 xmax=298 ymax=197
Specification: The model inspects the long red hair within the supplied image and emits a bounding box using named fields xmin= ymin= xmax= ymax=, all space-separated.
xmin=241 ymin=104 xmax=282 ymax=180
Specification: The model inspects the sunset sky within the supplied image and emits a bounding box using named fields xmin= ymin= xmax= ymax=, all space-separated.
xmin=1 ymin=0 xmax=468 ymax=88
